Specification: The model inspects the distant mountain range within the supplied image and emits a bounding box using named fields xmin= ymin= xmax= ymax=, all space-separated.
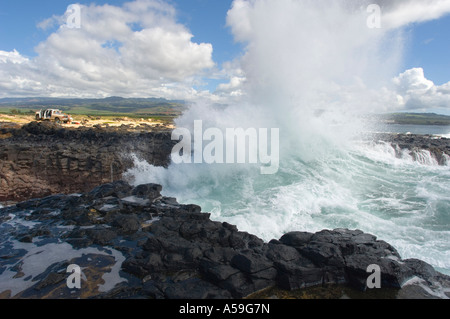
xmin=376 ymin=112 xmax=450 ymax=125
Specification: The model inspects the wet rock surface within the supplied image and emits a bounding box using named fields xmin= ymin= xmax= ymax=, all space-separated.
xmin=1 ymin=181 xmax=448 ymax=299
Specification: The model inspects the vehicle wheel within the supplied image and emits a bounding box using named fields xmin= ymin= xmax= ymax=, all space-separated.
xmin=55 ymin=118 xmax=61 ymax=124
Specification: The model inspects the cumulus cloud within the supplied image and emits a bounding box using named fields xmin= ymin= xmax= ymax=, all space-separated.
xmin=0 ymin=0 xmax=214 ymax=99
xmin=216 ymin=76 xmax=245 ymax=96
xmin=393 ymin=68 xmax=450 ymax=111
xmin=2 ymin=0 xmax=450 ymax=109
xmin=212 ymin=59 xmax=246 ymax=101
xmin=224 ymin=0 xmax=450 ymax=113
xmin=0 ymin=50 xmax=29 ymax=64
xmin=378 ymin=0 xmax=450 ymax=29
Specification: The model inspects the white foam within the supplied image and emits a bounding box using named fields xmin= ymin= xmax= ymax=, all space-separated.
xmin=442 ymin=153 xmax=450 ymax=166
xmin=412 ymin=149 xmax=439 ymax=166
xmin=353 ymin=141 xmax=450 ymax=170
xmin=121 ymin=0 xmax=450 ymax=277
xmin=434 ymin=133 xmax=450 ymax=139
xmin=124 ymin=141 xmax=450 ymax=275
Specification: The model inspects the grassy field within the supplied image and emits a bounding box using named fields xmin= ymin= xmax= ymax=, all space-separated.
xmin=2 ymin=96 xmax=450 ymax=126
xmin=379 ymin=112 xmax=450 ymax=125
xmin=0 ymin=107 xmax=180 ymax=126
xmin=0 ymin=109 xmax=178 ymax=128
xmin=0 ymin=96 xmax=186 ymax=125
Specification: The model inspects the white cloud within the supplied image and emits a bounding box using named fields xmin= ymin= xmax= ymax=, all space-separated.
xmin=120 ymin=27 xmax=214 ymax=81
xmin=379 ymin=0 xmax=450 ymax=29
xmin=0 ymin=50 xmax=29 ymax=64
xmin=0 ymin=0 xmax=214 ymax=100
xmin=217 ymin=76 xmax=245 ymax=95
xmin=2 ymin=0 xmax=450 ymax=108
xmin=37 ymin=15 xmax=63 ymax=31
xmin=223 ymin=0 xmax=450 ymax=114
xmin=226 ymin=0 xmax=253 ymax=44
xmin=212 ymin=59 xmax=246 ymax=101
xmin=393 ymin=68 xmax=450 ymax=111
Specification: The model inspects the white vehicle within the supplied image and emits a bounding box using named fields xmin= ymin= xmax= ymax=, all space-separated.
xmin=35 ymin=109 xmax=73 ymax=124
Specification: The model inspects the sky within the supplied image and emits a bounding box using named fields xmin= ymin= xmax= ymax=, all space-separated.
xmin=0 ymin=0 xmax=449 ymax=114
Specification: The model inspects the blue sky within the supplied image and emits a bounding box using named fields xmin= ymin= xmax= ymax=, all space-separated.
xmin=0 ymin=0 xmax=239 ymax=63
xmin=0 ymin=0 xmax=241 ymax=92
xmin=2 ymin=0 xmax=448 ymax=81
xmin=402 ymin=14 xmax=450 ymax=86
xmin=0 ymin=0 xmax=449 ymax=114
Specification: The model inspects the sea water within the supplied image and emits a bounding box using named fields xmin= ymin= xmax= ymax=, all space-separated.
xmin=377 ymin=124 xmax=450 ymax=137
xmin=125 ymin=130 xmax=450 ymax=276
xmin=125 ymin=1 xmax=450 ymax=275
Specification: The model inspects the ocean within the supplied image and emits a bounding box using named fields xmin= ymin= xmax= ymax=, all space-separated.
xmin=123 ymin=0 xmax=450 ymax=277
xmin=120 ymin=0 xmax=450 ymax=279
xmin=377 ymin=124 xmax=450 ymax=137
xmin=126 ymin=123 xmax=450 ymax=276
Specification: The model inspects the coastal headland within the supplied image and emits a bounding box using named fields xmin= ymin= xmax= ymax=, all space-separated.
xmin=0 ymin=119 xmax=449 ymax=299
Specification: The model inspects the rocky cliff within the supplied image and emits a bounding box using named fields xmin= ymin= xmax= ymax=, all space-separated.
xmin=0 ymin=122 xmax=176 ymax=203
xmin=2 ymin=122 xmax=448 ymax=205
xmin=1 ymin=123 xmax=449 ymax=299
xmin=0 ymin=180 xmax=448 ymax=299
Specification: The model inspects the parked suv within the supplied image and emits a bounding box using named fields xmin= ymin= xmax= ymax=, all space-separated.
xmin=35 ymin=109 xmax=73 ymax=124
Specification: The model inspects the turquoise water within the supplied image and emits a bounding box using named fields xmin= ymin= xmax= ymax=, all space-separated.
xmin=122 ymin=0 xmax=450 ymax=279
xmin=126 ymin=125 xmax=450 ymax=276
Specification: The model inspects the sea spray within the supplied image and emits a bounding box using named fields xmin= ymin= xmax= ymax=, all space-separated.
xmin=125 ymin=1 xmax=450 ymax=274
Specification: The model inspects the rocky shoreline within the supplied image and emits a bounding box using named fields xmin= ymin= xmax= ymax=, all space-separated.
xmin=0 ymin=180 xmax=449 ymax=299
xmin=1 ymin=122 xmax=449 ymax=299
xmin=0 ymin=121 xmax=176 ymax=203
xmin=1 ymin=122 xmax=449 ymax=205
xmin=370 ymin=132 xmax=450 ymax=165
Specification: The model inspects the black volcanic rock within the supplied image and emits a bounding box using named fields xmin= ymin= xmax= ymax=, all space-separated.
xmin=0 ymin=181 xmax=449 ymax=299
xmin=371 ymin=133 xmax=450 ymax=165
xmin=0 ymin=123 xmax=176 ymax=203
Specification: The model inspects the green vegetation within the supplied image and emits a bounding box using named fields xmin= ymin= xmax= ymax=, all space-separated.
xmin=378 ymin=112 xmax=450 ymax=125
xmin=0 ymin=96 xmax=185 ymax=114
xmin=0 ymin=96 xmax=187 ymax=124
xmin=0 ymin=108 xmax=35 ymax=115
xmin=2 ymin=97 xmax=450 ymax=126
